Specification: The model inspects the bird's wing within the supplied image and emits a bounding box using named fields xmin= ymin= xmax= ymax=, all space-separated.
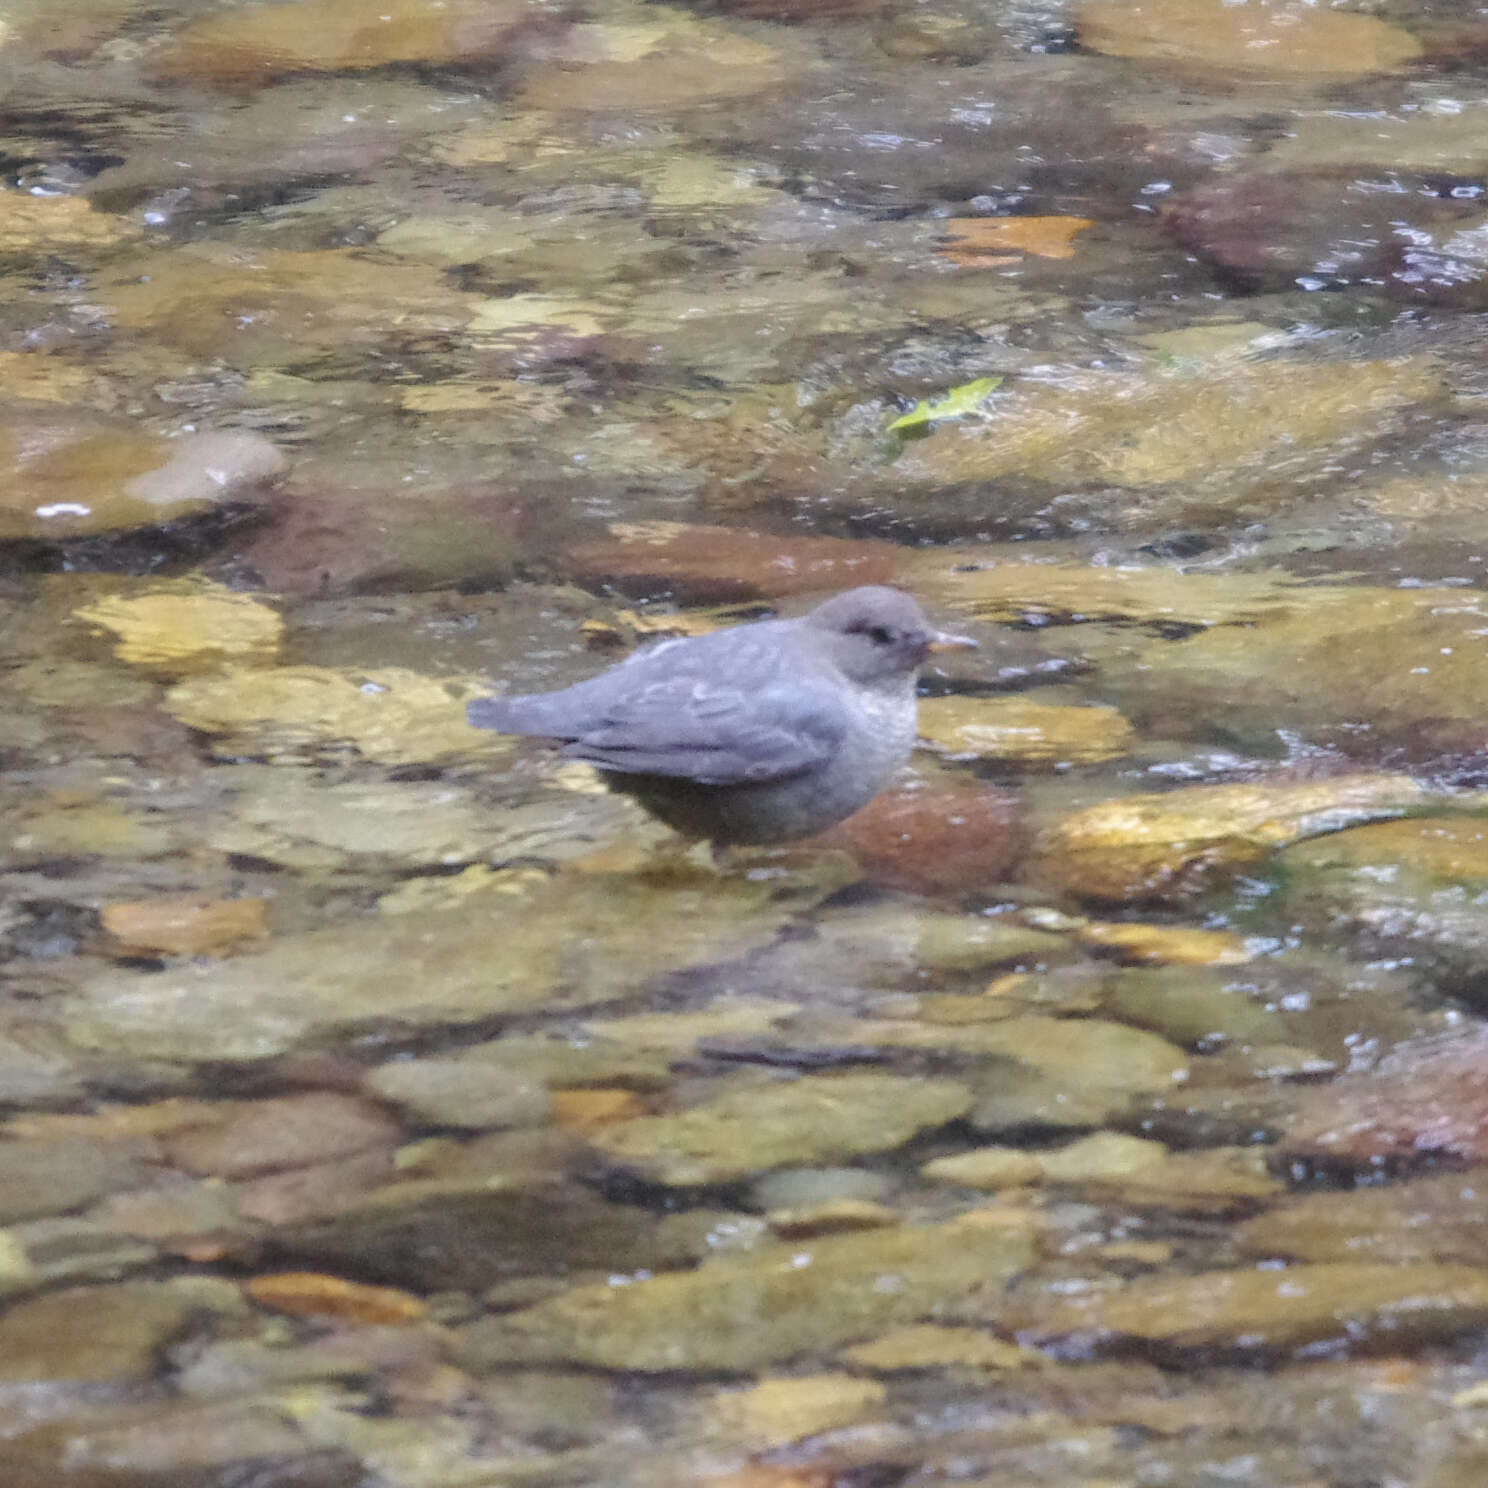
xmin=562 ymin=678 xmax=846 ymax=784
xmin=467 ymin=627 xmax=846 ymax=784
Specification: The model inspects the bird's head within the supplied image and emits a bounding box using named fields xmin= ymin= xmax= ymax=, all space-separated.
xmin=805 ymin=586 xmax=977 ymax=684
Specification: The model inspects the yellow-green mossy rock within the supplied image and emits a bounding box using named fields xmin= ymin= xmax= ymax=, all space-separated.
xmin=74 ymin=585 xmax=283 ymax=674
xmin=1033 ymin=773 xmax=1428 ymax=903
xmin=919 ymin=696 xmax=1134 ymax=767
xmin=457 ymin=1214 xmax=1034 ymax=1372
xmin=163 ymin=665 xmax=508 ymax=766
xmin=1075 ymin=0 xmax=1421 ymax=80
xmin=705 ymin=1373 xmax=886 ymax=1448
xmin=0 ymin=193 xmax=141 ymax=255
xmin=588 ymin=1071 xmax=974 ymax=1185
xmin=909 ymin=556 xmax=1307 ymax=629
xmin=154 ymin=0 xmax=545 ymax=88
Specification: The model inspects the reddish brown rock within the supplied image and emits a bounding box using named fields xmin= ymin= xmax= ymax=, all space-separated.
xmin=1165 ymin=171 xmax=1488 ymax=307
xmin=235 ymin=464 xmax=524 ymax=595
xmin=561 ymin=521 xmax=908 ymax=604
xmin=1284 ymin=1031 xmax=1488 ymax=1168
xmin=161 ymin=1092 xmax=401 ymax=1179
xmin=814 ymin=768 xmax=1025 ymax=896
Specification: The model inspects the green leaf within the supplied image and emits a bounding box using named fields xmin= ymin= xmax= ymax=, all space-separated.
xmin=886 ymin=376 xmax=1003 ymax=435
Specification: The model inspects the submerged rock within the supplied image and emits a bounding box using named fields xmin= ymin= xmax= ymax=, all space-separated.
xmin=1075 ymin=0 xmax=1421 ymax=80
xmin=458 ymin=1214 xmax=1034 ymax=1372
xmin=1033 ymin=774 xmax=1428 ymax=904
xmin=66 ymin=869 xmax=835 ymax=1063
xmin=0 ymin=425 xmax=286 ymax=542
xmin=1005 ymin=1262 xmax=1488 ymax=1360
xmin=587 ymin=1071 xmax=973 ymax=1185
xmin=154 ymin=0 xmax=553 ymax=89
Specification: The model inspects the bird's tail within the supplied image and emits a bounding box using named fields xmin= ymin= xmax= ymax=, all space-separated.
xmin=466 ymin=694 xmax=569 ymax=739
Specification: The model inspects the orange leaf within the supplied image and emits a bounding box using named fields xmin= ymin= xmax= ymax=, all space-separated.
xmin=940 ymin=216 xmax=1094 ymax=264
xmin=550 ymin=1087 xmax=647 ymax=1129
xmin=247 ymin=1271 xmax=426 ymax=1325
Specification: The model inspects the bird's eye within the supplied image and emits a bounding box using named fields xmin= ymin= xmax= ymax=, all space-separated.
xmin=867 ymin=625 xmax=894 ymax=645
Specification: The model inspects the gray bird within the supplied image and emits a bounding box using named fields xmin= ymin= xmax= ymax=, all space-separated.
xmin=467 ymin=586 xmax=976 ymax=846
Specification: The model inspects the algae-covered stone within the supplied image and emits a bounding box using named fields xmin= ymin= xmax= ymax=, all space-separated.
xmin=365 ymin=1058 xmax=552 ymax=1131
xmin=74 ymin=585 xmax=283 ymax=674
xmin=458 ymin=1215 xmax=1034 ymax=1372
xmin=1076 ymin=0 xmax=1421 ymax=79
xmin=67 ymin=870 xmax=831 ymax=1064
xmin=96 ymin=244 xmax=474 ymax=365
xmin=910 ymin=557 xmax=1306 ymax=629
xmin=1073 ymin=1146 xmax=1283 ymax=1212
xmin=273 ymin=1175 xmax=703 ymax=1291
xmin=893 ymin=358 xmax=1442 ymax=496
xmin=1238 ymin=1174 xmax=1488 ymax=1267
xmin=1114 ymin=586 xmax=1488 ymax=755
xmin=918 ymin=696 xmax=1134 ymax=768
xmin=962 ymin=1017 xmax=1189 ymax=1133
xmin=1033 ymin=774 xmax=1427 ymax=903
xmin=207 ymin=775 xmax=528 ymax=871
xmin=589 ymin=1071 xmax=973 ymax=1185
xmin=1279 ymin=821 xmax=1488 ymax=997
xmin=163 ymin=665 xmax=510 ymax=766
xmin=1104 ymin=967 xmax=1294 ymax=1048
xmin=1078 ymin=922 xmax=1253 ymax=967
xmin=1005 ymin=1262 xmax=1488 ymax=1358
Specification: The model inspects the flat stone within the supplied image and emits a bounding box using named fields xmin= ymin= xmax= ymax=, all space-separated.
xmin=588 ymin=1071 xmax=973 ymax=1185
xmin=365 ymin=1058 xmax=552 ymax=1131
xmin=74 ymin=585 xmax=283 ymax=675
xmin=101 ymin=895 xmax=269 ymax=958
xmin=6 ymin=1400 xmax=360 ymax=1488
xmin=1104 ymin=967 xmax=1295 ymax=1048
xmin=706 ymin=1372 xmax=887 ymax=1448
xmin=0 ymin=1277 xmax=244 ymax=1382
xmin=1033 ymin=774 xmax=1428 ymax=904
xmin=161 ymin=1093 xmax=401 ymax=1179
xmin=1076 ymin=0 xmax=1421 ymax=79
xmin=893 ymin=358 xmax=1443 ymax=498
xmin=1238 ymin=1173 xmax=1488 ymax=1267
xmin=562 ymin=520 xmax=906 ymax=603
xmin=458 ymin=1214 xmax=1034 ymax=1372
xmin=1005 ymin=1262 xmax=1488 ymax=1359
xmin=154 ymin=0 xmax=544 ymax=88
xmin=0 ymin=1136 xmax=158 ymax=1224
xmin=918 ymin=696 xmax=1134 ymax=767
xmin=68 ymin=870 xmax=830 ymax=1063
xmin=0 ymin=424 xmax=286 ymax=541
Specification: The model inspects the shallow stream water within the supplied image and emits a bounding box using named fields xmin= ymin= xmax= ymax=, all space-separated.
xmin=5 ymin=1 xmax=1488 ymax=1485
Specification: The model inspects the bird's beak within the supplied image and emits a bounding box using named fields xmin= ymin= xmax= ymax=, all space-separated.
xmin=927 ymin=629 xmax=979 ymax=653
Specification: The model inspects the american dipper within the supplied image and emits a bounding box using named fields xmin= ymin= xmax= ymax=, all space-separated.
xmin=467 ymin=586 xmax=976 ymax=846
